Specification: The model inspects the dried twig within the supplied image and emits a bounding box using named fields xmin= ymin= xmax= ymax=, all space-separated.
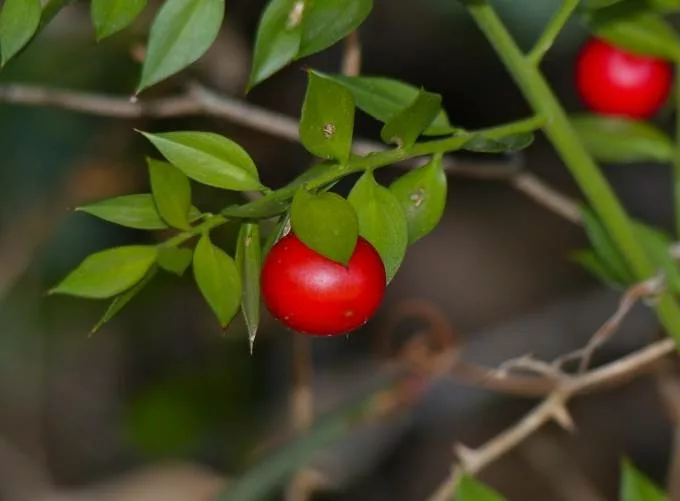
xmin=426 ymin=337 xmax=676 ymax=501
xmin=341 ymin=32 xmax=362 ymax=77
xmin=376 ymin=277 xmax=675 ymax=501
xmin=553 ymin=274 xmax=665 ymax=373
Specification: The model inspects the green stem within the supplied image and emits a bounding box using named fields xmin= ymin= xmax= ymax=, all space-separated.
xmin=526 ymin=0 xmax=580 ymax=66
xmin=466 ymin=1 xmax=680 ymax=342
xmin=161 ymin=213 xmax=227 ymax=248
xmin=226 ymin=114 xmax=543 ymax=216
xmin=674 ymin=61 xmax=680 ymax=238
xmin=163 ymin=115 xmax=543 ymax=259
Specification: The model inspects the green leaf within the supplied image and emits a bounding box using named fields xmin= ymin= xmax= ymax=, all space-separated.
xmin=291 ymin=189 xmax=358 ymax=265
xmin=317 ymin=73 xmax=457 ymax=136
xmin=621 ymin=459 xmax=667 ymax=501
xmin=570 ymin=249 xmax=625 ymax=287
xmin=91 ymin=266 xmax=158 ymax=333
xmin=193 ymin=233 xmax=242 ymax=328
xmin=457 ymin=474 xmax=507 ymax=501
xmin=299 ymin=71 xmax=355 ymax=164
xmin=348 ymin=171 xmax=407 ymax=282
xmin=76 ymin=194 xmax=201 ymax=230
xmin=380 ymin=89 xmax=442 ymax=148
xmin=570 ymin=114 xmax=673 ymax=163
xmin=140 ymin=131 xmax=263 ymax=191
xmin=49 ymin=246 xmax=158 ymax=299
xmin=157 ymin=247 xmax=193 ymax=276
xmin=389 ymin=155 xmax=447 ymax=244
xmin=137 ymin=0 xmax=225 ymax=93
xmin=585 ymin=3 xmax=680 ymax=60
xmin=236 ymin=223 xmax=262 ymax=351
xmin=0 ymin=0 xmax=41 ymax=65
xmin=248 ymin=0 xmax=303 ymax=88
xmin=634 ymin=222 xmax=680 ymax=294
xmin=297 ymin=0 xmax=373 ymax=58
xmin=91 ymin=0 xmax=147 ymax=40
xmin=147 ymin=157 xmax=192 ymax=230
xmin=581 ymin=206 xmax=635 ymax=284
xmin=463 ymin=132 xmax=534 ymax=153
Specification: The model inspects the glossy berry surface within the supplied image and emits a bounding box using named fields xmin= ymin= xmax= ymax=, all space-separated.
xmin=261 ymin=232 xmax=386 ymax=336
xmin=575 ymin=38 xmax=672 ymax=119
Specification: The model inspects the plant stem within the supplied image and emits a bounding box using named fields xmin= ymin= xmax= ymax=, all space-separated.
xmin=161 ymin=213 xmax=227 ymax=248
xmin=224 ymin=114 xmax=543 ymax=217
xmin=466 ymin=1 xmax=680 ymax=342
xmin=674 ymin=61 xmax=680 ymax=238
xmin=526 ymin=0 xmax=580 ymax=67
xmin=165 ymin=116 xmax=543 ymax=262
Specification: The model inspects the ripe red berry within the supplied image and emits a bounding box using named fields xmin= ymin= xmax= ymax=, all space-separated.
xmin=261 ymin=232 xmax=386 ymax=336
xmin=575 ymin=38 xmax=673 ymax=119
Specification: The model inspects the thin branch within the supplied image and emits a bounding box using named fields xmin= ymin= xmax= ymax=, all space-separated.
xmin=427 ymin=337 xmax=676 ymax=501
xmin=341 ymin=32 xmax=362 ymax=77
xmin=554 ymin=274 xmax=665 ymax=372
xmin=375 ymin=279 xmax=676 ymax=501
xmin=0 ymin=82 xmax=582 ymax=227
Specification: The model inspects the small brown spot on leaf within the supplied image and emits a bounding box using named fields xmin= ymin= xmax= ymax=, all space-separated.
xmin=410 ymin=188 xmax=425 ymax=208
xmin=322 ymin=122 xmax=336 ymax=139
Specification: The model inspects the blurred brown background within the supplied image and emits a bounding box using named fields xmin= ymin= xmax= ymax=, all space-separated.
xmin=0 ymin=1 xmax=677 ymax=500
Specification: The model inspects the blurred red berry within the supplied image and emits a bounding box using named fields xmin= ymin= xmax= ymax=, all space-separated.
xmin=575 ymin=38 xmax=672 ymax=119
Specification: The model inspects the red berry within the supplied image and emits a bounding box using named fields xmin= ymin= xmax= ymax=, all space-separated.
xmin=261 ymin=232 xmax=386 ymax=336
xmin=575 ymin=38 xmax=673 ymax=119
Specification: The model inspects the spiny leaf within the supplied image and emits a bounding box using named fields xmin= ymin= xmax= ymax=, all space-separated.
xmin=291 ymin=189 xmax=358 ymax=265
xmin=248 ymin=0 xmax=303 ymax=88
xmin=348 ymin=170 xmax=408 ymax=282
xmin=137 ymin=0 xmax=225 ymax=93
xmin=316 ymin=73 xmax=458 ymax=136
xmin=148 ymin=157 xmax=192 ymax=230
xmin=299 ymin=71 xmax=355 ymax=164
xmin=91 ymin=0 xmax=147 ymax=40
xmin=0 ymin=0 xmax=41 ymax=66
xmin=297 ymin=0 xmax=373 ymax=58
xmin=157 ymin=247 xmax=193 ymax=276
xmin=91 ymin=266 xmax=158 ymax=333
xmin=140 ymin=130 xmax=264 ymax=191
xmin=380 ymin=89 xmax=442 ymax=148
xmin=49 ymin=246 xmax=158 ymax=299
xmin=193 ymin=233 xmax=242 ymax=328
xmin=236 ymin=223 xmax=262 ymax=352
xmin=76 ymin=193 xmax=201 ymax=230
xmin=389 ymin=155 xmax=447 ymax=244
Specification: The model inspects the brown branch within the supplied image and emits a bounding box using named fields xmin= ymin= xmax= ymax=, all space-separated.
xmin=426 ymin=337 xmax=676 ymax=501
xmin=0 ymin=82 xmax=581 ymax=227
xmin=376 ymin=278 xmax=675 ymax=501
xmin=341 ymin=32 xmax=362 ymax=77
